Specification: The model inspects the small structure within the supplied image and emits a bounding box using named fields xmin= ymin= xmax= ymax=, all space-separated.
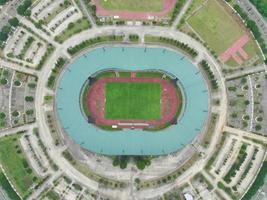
xmin=183 ymin=193 xmax=194 ymax=200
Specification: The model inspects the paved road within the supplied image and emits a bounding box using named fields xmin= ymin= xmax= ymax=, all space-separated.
xmin=237 ymin=0 xmax=267 ymax=44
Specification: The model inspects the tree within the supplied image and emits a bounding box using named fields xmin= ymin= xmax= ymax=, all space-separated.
xmin=8 ymin=17 xmax=19 ymax=27
xmin=17 ymin=0 xmax=32 ymax=16
xmin=0 ymin=0 xmax=7 ymax=5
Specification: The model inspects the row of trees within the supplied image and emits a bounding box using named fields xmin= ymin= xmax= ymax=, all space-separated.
xmin=37 ymin=44 xmax=55 ymax=70
xmin=234 ymin=4 xmax=267 ymax=54
xmin=157 ymin=36 xmax=198 ymax=58
xmin=129 ymin=34 xmax=139 ymax=42
xmin=47 ymin=57 xmax=66 ymax=89
xmin=67 ymin=35 xmax=124 ymax=55
xmin=112 ymin=156 xmax=151 ymax=170
xmin=199 ymin=60 xmax=218 ymax=90
xmin=249 ymin=0 xmax=267 ymax=18
xmin=170 ymin=0 xmax=186 ymax=22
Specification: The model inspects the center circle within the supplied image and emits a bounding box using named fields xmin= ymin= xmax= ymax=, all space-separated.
xmin=80 ymin=69 xmax=184 ymax=131
xmin=56 ymin=46 xmax=209 ymax=155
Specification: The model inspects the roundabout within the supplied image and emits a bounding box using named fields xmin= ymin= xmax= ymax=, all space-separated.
xmin=56 ymin=46 xmax=209 ymax=155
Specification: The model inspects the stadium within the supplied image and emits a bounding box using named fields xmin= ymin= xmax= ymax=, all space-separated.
xmin=56 ymin=46 xmax=209 ymax=155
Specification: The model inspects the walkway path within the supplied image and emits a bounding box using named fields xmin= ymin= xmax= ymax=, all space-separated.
xmin=171 ymin=0 xmax=192 ymax=29
xmin=78 ymin=0 xmax=96 ymax=28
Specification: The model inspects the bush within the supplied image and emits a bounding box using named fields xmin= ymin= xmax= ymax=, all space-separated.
xmin=0 ymin=78 xmax=7 ymax=85
xmin=25 ymin=96 xmax=34 ymax=102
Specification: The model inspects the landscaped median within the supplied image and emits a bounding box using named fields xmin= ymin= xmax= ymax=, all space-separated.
xmin=67 ymin=35 xmax=124 ymax=55
xmin=144 ymin=35 xmax=198 ymax=59
xmin=55 ymin=18 xmax=91 ymax=44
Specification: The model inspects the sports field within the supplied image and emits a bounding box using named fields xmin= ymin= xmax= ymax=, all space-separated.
xmin=105 ymin=82 xmax=161 ymax=120
xmin=188 ymin=0 xmax=244 ymax=54
xmin=99 ymin=0 xmax=163 ymax=12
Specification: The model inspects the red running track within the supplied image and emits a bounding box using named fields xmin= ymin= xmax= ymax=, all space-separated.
xmin=93 ymin=0 xmax=177 ymax=20
xmin=87 ymin=77 xmax=179 ymax=128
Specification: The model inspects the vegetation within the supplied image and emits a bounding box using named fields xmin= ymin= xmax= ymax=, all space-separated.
xmin=62 ymin=150 xmax=125 ymax=189
xmin=33 ymin=128 xmax=58 ymax=171
xmin=17 ymin=0 xmax=32 ymax=16
xmin=199 ymin=60 xmax=218 ymax=90
xmin=0 ymin=134 xmax=41 ymax=198
xmin=0 ymin=0 xmax=8 ymax=5
xmin=145 ymin=35 xmax=198 ymax=58
xmin=37 ymin=45 xmax=55 ymax=70
xmin=105 ymin=82 xmax=161 ymax=120
xmin=55 ymin=18 xmax=91 ymax=43
xmin=242 ymin=161 xmax=267 ymax=200
xmin=129 ymin=34 xmax=139 ymax=42
xmin=46 ymin=190 xmax=60 ymax=200
xmin=170 ymin=0 xmax=186 ymax=23
xmin=137 ymin=153 xmax=199 ymax=189
xmin=112 ymin=156 xmax=129 ymax=169
xmin=201 ymin=113 xmax=218 ymax=148
xmin=218 ymin=181 xmax=237 ymax=200
xmin=188 ymin=0 xmax=244 ymax=54
xmin=0 ymin=25 xmax=11 ymax=45
xmin=234 ymin=4 xmax=267 ymax=54
xmin=18 ymin=36 xmax=34 ymax=59
xmin=47 ymin=57 xmax=66 ymax=89
xmin=224 ymin=144 xmax=248 ymax=183
xmin=112 ymin=156 xmax=151 ymax=170
xmin=25 ymin=96 xmax=34 ymax=102
xmin=8 ymin=17 xmax=19 ymax=27
xmin=249 ymin=0 xmax=267 ymax=19
xmin=67 ymin=35 xmax=124 ymax=55
xmin=134 ymin=156 xmax=151 ymax=170
xmin=99 ymin=0 xmax=163 ymax=12
xmin=0 ymin=172 xmax=20 ymax=200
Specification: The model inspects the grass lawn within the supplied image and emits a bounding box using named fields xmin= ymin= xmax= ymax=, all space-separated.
xmin=187 ymin=0 xmax=245 ymax=55
xmin=99 ymin=0 xmax=163 ymax=12
xmin=105 ymin=82 xmax=161 ymax=120
xmin=0 ymin=135 xmax=41 ymax=198
xmin=55 ymin=18 xmax=91 ymax=43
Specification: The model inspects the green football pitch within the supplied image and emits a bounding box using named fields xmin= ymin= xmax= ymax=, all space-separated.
xmin=99 ymin=0 xmax=163 ymax=12
xmin=105 ymin=82 xmax=161 ymax=120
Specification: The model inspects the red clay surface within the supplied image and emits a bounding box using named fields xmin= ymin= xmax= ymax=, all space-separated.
xmin=93 ymin=0 xmax=177 ymax=20
xmin=87 ymin=77 xmax=179 ymax=129
xmin=219 ymin=34 xmax=250 ymax=65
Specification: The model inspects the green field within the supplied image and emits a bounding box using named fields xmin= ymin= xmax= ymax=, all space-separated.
xmin=0 ymin=134 xmax=41 ymax=197
xmin=105 ymin=82 xmax=161 ymax=120
xmin=99 ymin=0 xmax=163 ymax=12
xmin=188 ymin=0 xmax=245 ymax=54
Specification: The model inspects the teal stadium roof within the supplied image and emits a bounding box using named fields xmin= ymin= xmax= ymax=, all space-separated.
xmin=56 ymin=47 xmax=209 ymax=155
